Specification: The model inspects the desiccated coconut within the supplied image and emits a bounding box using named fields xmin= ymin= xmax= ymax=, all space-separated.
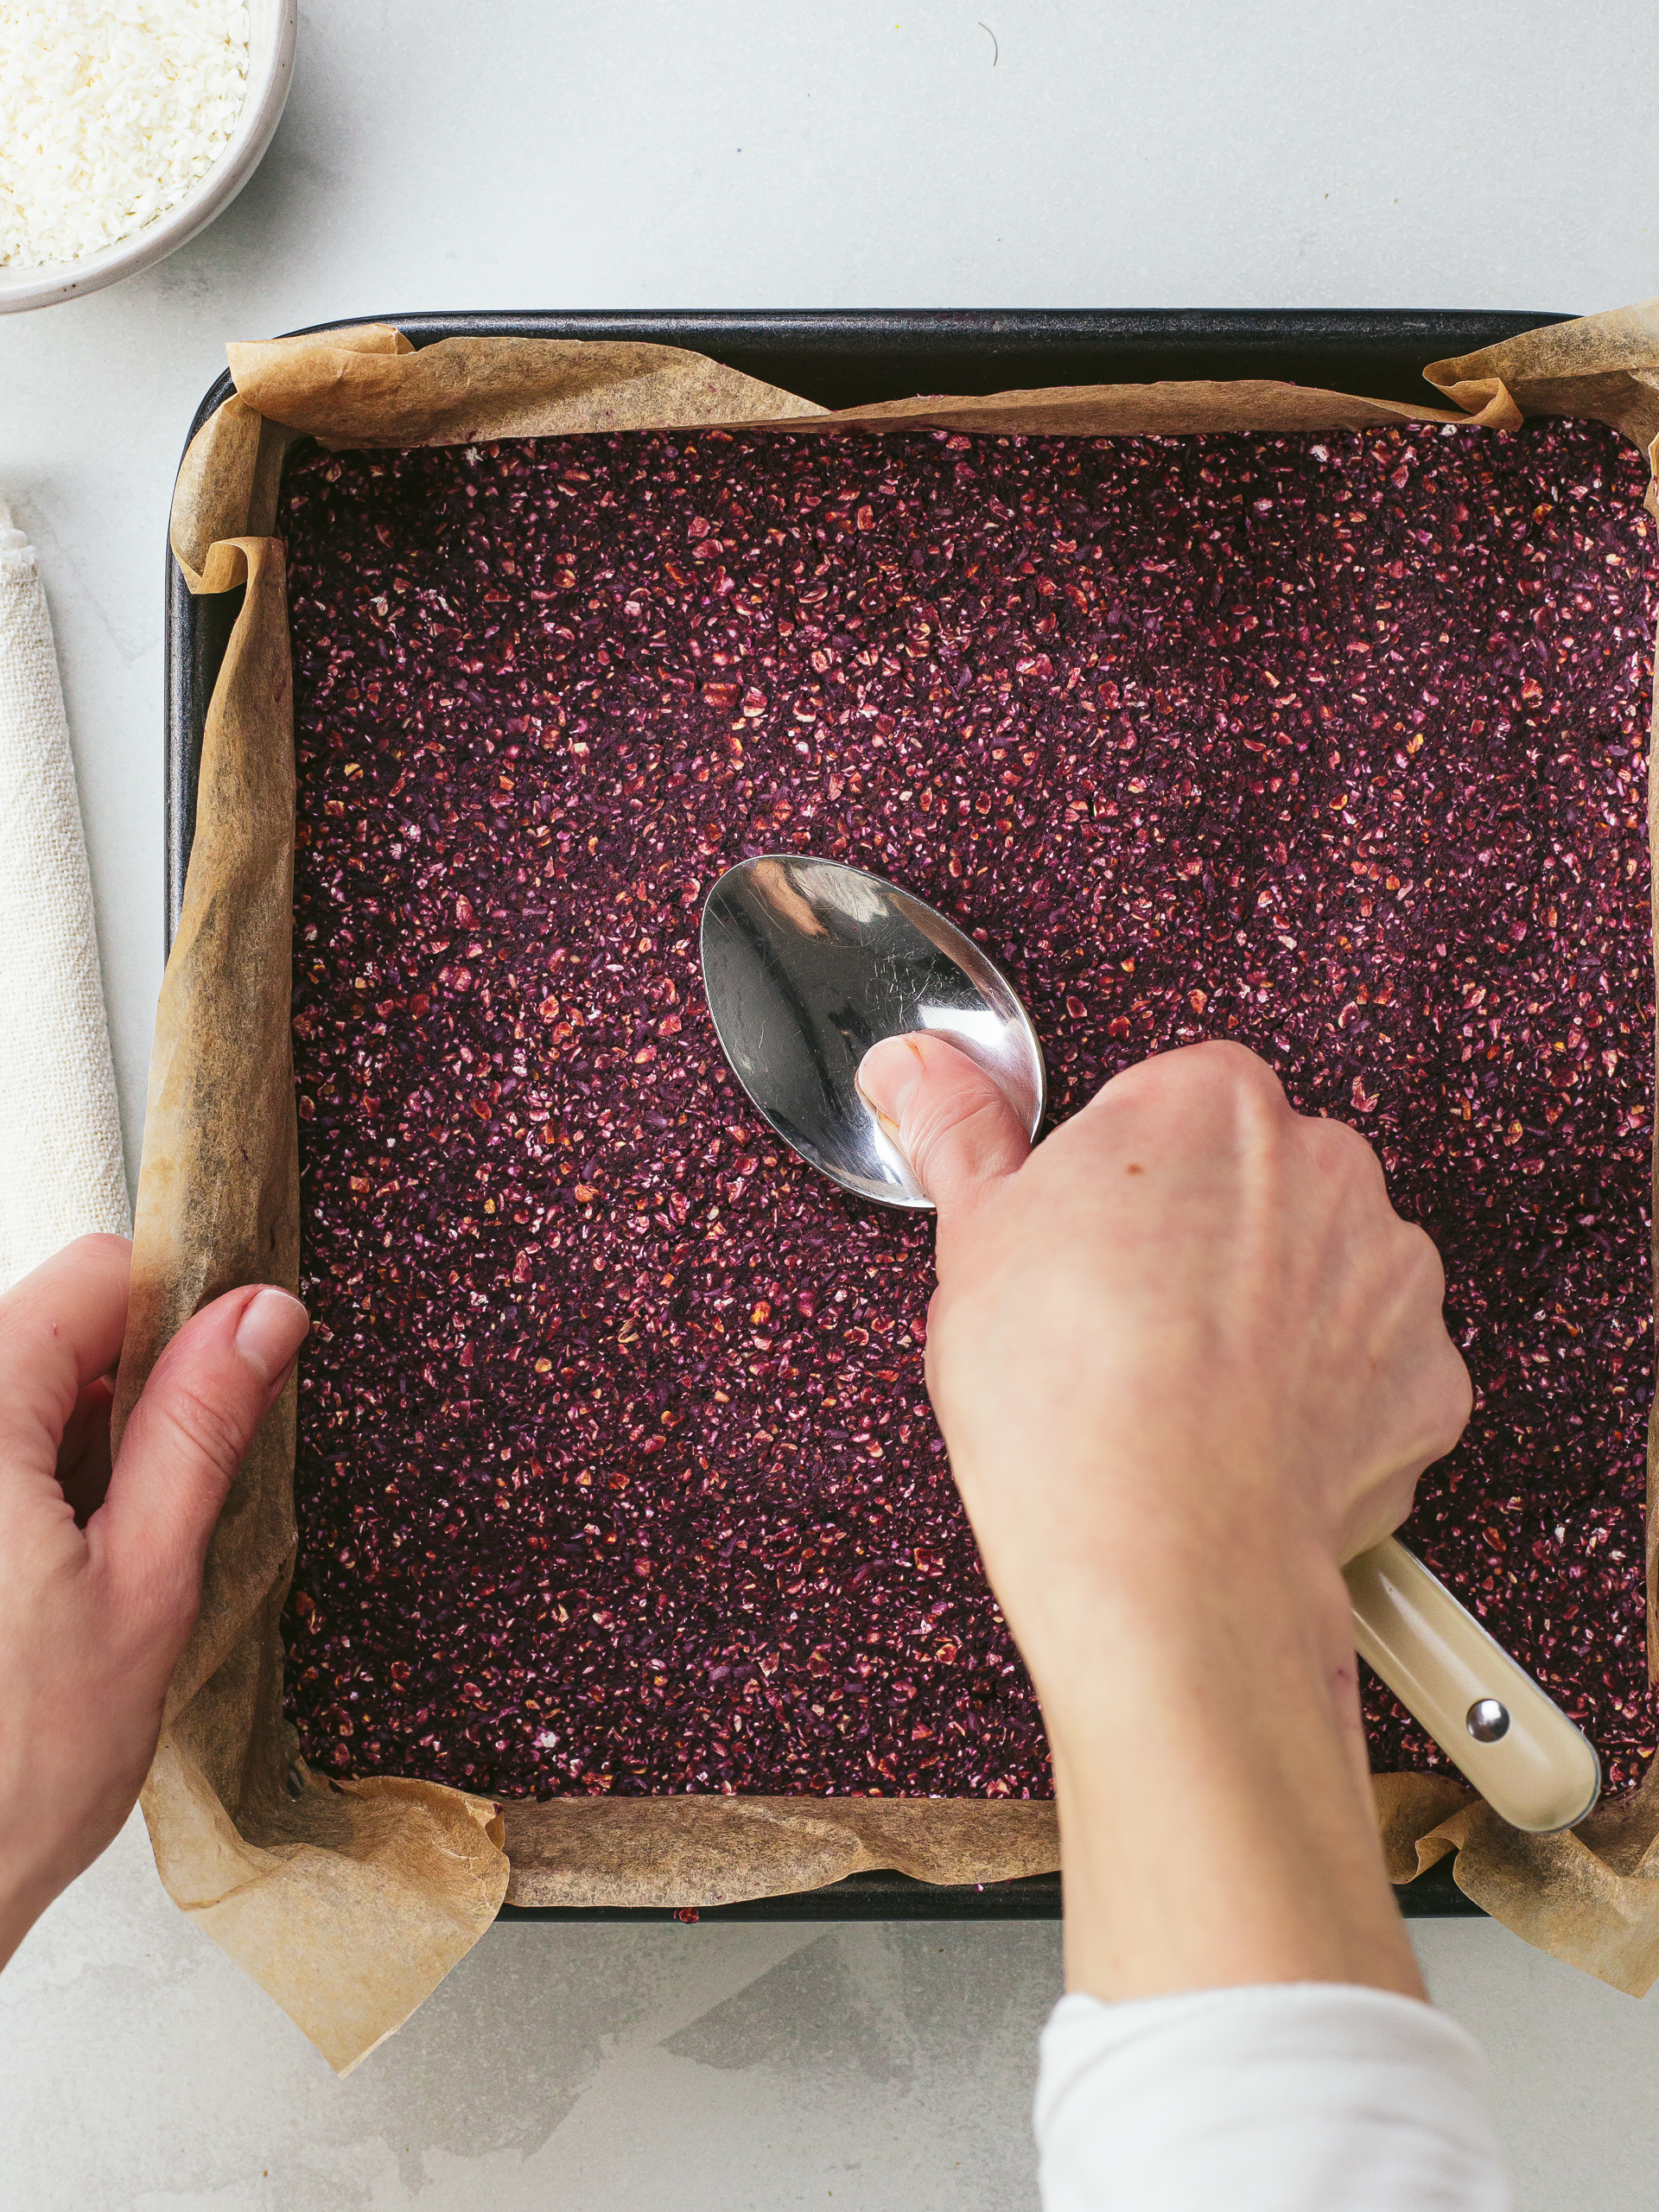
xmin=0 ymin=2 xmax=249 ymax=268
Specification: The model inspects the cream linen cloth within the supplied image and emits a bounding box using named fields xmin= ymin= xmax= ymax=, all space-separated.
xmin=0 ymin=496 xmax=130 ymax=1291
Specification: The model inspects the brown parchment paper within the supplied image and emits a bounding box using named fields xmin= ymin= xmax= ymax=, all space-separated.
xmin=111 ymin=531 xmax=508 ymax=2073
xmin=135 ymin=302 xmax=1659 ymax=2069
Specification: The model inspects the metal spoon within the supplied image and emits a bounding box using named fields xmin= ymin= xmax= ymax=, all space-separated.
xmin=699 ymin=854 xmax=1045 ymax=1208
xmin=700 ymin=852 xmax=1601 ymax=1835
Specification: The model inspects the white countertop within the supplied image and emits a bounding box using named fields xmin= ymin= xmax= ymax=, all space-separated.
xmin=3 ymin=5 xmax=1659 ymax=2205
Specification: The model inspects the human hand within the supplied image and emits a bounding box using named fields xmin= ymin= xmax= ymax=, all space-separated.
xmin=0 ymin=1236 xmax=308 ymax=1970
xmin=856 ymin=1034 xmax=1470 ymax=2000
xmin=857 ymin=1033 xmax=1470 ymax=1678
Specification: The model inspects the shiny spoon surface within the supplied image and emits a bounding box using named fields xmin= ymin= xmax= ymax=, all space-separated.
xmin=698 ymin=852 xmax=1601 ymax=1834
xmin=699 ymin=853 xmax=1045 ymax=1209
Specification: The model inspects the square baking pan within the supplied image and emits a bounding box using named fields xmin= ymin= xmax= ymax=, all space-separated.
xmin=165 ymin=308 xmax=1563 ymax=1920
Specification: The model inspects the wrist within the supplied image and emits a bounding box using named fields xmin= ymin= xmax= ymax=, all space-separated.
xmin=984 ymin=1518 xmax=1419 ymax=2005
xmin=994 ymin=1497 xmax=1357 ymax=1723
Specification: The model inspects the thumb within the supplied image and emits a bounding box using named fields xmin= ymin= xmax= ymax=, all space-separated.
xmin=96 ymin=1285 xmax=309 ymax=1614
xmin=857 ymin=1033 xmax=1031 ymax=1218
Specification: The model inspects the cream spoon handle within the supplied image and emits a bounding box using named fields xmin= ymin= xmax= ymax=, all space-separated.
xmin=1344 ymin=1536 xmax=1601 ymax=1836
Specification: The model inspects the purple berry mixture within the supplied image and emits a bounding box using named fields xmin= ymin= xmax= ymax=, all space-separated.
xmin=282 ymin=417 xmax=1657 ymax=1801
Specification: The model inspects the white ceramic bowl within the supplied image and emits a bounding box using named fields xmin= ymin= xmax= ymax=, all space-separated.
xmin=0 ymin=0 xmax=297 ymax=315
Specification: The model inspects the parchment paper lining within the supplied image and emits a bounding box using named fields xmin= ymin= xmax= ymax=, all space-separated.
xmin=130 ymin=302 xmax=1659 ymax=2069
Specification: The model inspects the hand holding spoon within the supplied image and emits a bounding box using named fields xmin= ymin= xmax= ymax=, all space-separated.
xmin=701 ymin=852 xmax=1600 ymax=1835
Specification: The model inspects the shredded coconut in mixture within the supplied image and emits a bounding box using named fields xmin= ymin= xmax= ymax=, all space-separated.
xmin=0 ymin=2 xmax=249 ymax=268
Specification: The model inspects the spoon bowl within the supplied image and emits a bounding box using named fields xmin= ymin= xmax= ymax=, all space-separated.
xmin=699 ymin=854 xmax=1045 ymax=1209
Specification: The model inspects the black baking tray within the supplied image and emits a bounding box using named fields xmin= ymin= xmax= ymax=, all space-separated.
xmin=166 ymin=308 xmax=1554 ymax=1922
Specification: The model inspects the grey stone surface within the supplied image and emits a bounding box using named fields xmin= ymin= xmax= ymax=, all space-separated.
xmin=3 ymin=3 xmax=1658 ymax=2202
xmin=1 ymin=1815 xmax=1056 ymax=2209
xmin=7 ymin=1812 xmax=1659 ymax=2210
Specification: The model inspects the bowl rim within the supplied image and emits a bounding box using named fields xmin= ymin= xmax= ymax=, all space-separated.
xmin=0 ymin=0 xmax=298 ymax=315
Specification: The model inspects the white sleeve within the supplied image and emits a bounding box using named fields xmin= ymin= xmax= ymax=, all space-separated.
xmin=1034 ymin=1983 xmax=1512 ymax=2212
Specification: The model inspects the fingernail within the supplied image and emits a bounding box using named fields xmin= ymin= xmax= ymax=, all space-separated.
xmin=236 ymin=1287 xmax=310 ymax=1385
xmin=856 ymin=1034 xmax=927 ymax=1125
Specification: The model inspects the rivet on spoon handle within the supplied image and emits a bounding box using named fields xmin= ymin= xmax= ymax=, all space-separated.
xmin=1345 ymin=1536 xmax=1601 ymax=1835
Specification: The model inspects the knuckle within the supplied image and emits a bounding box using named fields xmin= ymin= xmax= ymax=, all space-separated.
xmin=1395 ymin=1218 xmax=1448 ymax=1302
xmin=2 ymin=1232 xmax=130 ymax=1317
xmin=149 ymin=1372 xmax=255 ymax=1481
xmin=1106 ymin=1038 xmax=1283 ymax=1123
xmin=1402 ymin=1339 xmax=1472 ymax=1468
xmin=1189 ymin=1036 xmax=1274 ymax=1080
xmin=905 ymin=1086 xmax=1010 ymax=1179
xmin=1162 ymin=1037 xmax=1278 ymax=1095
xmin=1435 ymin=1344 xmax=1475 ymax=1434
xmin=1307 ymin=1115 xmax=1392 ymax=1211
xmin=1309 ymin=1110 xmax=1377 ymax=1172
xmin=1196 ymin=1037 xmax=1284 ymax=1103
xmin=65 ymin=1231 xmax=134 ymax=1266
